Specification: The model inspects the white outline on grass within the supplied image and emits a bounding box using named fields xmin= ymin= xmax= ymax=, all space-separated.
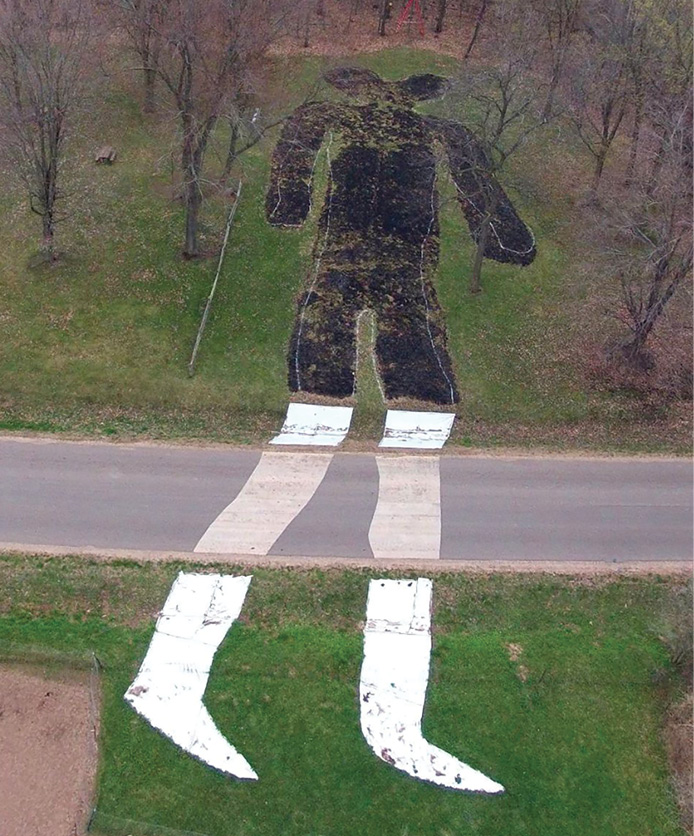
xmin=353 ymin=308 xmax=386 ymax=402
xmin=270 ymin=131 xmax=325 ymax=228
xmin=293 ymin=132 xmax=335 ymax=391
xmin=420 ymin=172 xmax=457 ymax=405
xmin=454 ymin=183 xmax=536 ymax=256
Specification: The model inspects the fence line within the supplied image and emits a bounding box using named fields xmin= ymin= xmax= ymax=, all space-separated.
xmin=187 ymin=181 xmax=243 ymax=378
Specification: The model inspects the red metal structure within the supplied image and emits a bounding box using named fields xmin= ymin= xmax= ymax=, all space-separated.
xmin=395 ymin=0 xmax=425 ymax=35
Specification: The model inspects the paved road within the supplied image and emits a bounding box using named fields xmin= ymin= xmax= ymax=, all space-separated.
xmin=1 ymin=438 xmax=691 ymax=561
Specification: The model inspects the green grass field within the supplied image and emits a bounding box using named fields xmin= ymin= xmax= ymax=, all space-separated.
xmin=0 ymin=555 xmax=690 ymax=836
xmin=0 ymin=48 xmax=689 ymax=453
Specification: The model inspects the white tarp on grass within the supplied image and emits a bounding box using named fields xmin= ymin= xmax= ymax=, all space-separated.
xmin=270 ymin=403 xmax=353 ymax=446
xmin=378 ymin=410 xmax=455 ymax=449
xmin=124 ymin=572 xmax=257 ymax=779
xmin=359 ymin=578 xmax=504 ymax=794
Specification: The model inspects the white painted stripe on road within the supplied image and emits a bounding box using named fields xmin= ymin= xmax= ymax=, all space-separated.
xmin=125 ymin=572 xmax=257 ymax=779
xmin=360 ymin=578 xmax=504 ymax=793
xmin=369 ymin=456 xmax=441 ymax=560
xmin=194 ymin=452 xmax=333 ymax=554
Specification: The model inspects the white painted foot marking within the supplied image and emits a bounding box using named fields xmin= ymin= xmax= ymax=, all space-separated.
xmin=369 ymin=456 xmax=441 ymax=560
xmin=194 ymin=452 xmax=332 ymax=554
xmin=379 ymin=410 xmax=455 ymax=449
xmin=270 ymin=403 xmax=353 ymax=446
xmin=360 ymin=578 xmax=504 ymax=794
xmin=125 ymin=572 xmax=257 ymax=779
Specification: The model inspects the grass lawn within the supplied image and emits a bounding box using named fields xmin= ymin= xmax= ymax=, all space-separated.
xmin=0 ymin=554 xmax=690 ymax=835
xmin=0 ymin=49 xmax=690 ymax=453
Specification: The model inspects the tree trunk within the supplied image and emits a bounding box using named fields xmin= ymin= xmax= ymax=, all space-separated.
xmin=624 ymin=98 xmax=643 ymax=186
xmin=180 ymin=111 xmax=217 ymax=258
xmin=646 ymin=126 xmax=667 ymax=195
xmin=41 ymin=211 xmax=56 ymax=260
xmin=303 ymin=6 xmax=311 ymax=47
xmin=620 ymin=325 xmax=651 ymax=365
xmin=542 ymin=61 xmax=562 ymax=122
xmin=616 ymin=257 xmax=688 ymax=367
xmin=39 ymin=149 xmax=59 ymax=260
xmin=434 ymin=0 xmax=447 ymax=33
xmin=222 ymin=120 xmax=239 ymax=179
xmin=463 ymin=0 xmax=488 ymax=61
xmin=470 ymin=216 xmax=492 ymax=293
xmin=143 ymin=66 xmax=157 ymax=113
xmin=183 ymin=177 xmax=201 ymax=258
xmin=591 ymin=146 xmax=607 ymax=192
xmin=182 ymin=130 xmax=202 ymax=258
xmin=378 ymin=0 xmax=391 ymax=36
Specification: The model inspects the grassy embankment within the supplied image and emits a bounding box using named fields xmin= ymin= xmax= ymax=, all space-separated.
xmin=0 ymin=554 xmax=690 ymax=836
xmin=0 ymin=48 xmax=690 ymax=453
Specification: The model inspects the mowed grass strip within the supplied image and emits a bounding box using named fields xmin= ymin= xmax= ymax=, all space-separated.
xmin=0 ymin=555 xmax=689 ymax=836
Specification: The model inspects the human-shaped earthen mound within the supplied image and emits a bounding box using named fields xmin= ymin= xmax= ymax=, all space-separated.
xmin=267 ymin=67 xmax=536 ymax=406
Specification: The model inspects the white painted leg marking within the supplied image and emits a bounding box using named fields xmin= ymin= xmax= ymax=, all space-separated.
xmin=369 ymin=456 xmax=441 ymax=560
xmin=360 ymin=579 xmax=504 ymax=794
xmin=270 ymin=403 xmax=353 ymax=446
xmin=194 ymin=452 xmax=332 ymax=554
xmin=379 ymin=409 xmax=455 ymax=449
xmin=125 ymin=572 xmax=257 ymax=779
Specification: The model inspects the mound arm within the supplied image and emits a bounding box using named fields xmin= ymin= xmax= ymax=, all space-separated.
xmin=435 ymin=119 xmax=536 ymax=266
xmin=265 ymin=102 xmax=335 ymax=228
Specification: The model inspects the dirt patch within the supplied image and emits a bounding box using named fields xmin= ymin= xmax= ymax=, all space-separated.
xmin=505 ymin=642 xmax=529 ymax=681
xmin=664 ymin=691 xmax=693 ymax=834
xmin=0 ymin=665 xmax=99 ymax=836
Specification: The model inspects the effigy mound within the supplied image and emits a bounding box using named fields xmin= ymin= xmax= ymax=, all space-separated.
xmin=266 ymin=68 xmax=536 ymax=406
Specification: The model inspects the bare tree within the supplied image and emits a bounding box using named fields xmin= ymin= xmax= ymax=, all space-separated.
xmin=155 ymin=0 xmax=283 ymax=258
xmin=453 ymin=6 xmax=546 ymax=292
xmin=607 ymin=95 xmax=692 ymax=369
xmin=221 ymin=96 xmax=281 ymax=181
xmin=531 ymin=0 xmax=583 ymax=120
xmin=640 ymin=0 xmax=692 ymax=194
xmin=565 ymin=0 xmax=633 ymax=194
xmin=221 ymin=94 xmax=253 ymax=180
xmin=0 ymin=0 xmax=92 ymax=260
xmin=621 ymin=3 xmax=652 ymax=185
xmin=107 ymin=0 xmax=169 ymax=113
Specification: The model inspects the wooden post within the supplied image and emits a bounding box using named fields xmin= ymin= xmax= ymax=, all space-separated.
xmin=187 ymin=181 xmax=242 ymax=377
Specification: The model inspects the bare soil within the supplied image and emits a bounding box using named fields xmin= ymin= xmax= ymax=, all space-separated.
xmin=0 ymin=665 xmax=99 ymax=836
xmin=664 ymin=691 xmax=694 ymax=835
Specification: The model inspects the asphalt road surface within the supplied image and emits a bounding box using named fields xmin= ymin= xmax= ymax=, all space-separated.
xmin=1 ymin=437 xmax=691 ymax=562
